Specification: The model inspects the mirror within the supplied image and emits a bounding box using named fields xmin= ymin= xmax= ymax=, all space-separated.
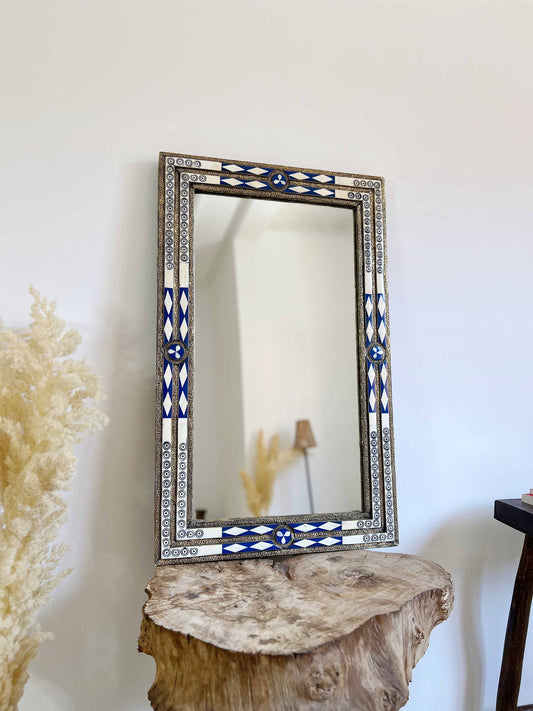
xmin=193 ymin=195 xmax=361 ymax=520
xmin=156 ymin=153 xmax=397 ymax=564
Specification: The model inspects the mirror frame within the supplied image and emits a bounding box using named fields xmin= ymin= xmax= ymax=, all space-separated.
xmin=156 ymin=152 xmax=398 ymax=564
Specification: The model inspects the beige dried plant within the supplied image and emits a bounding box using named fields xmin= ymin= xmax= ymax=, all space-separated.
xmin=0 ymin=289 xmax=108 ymax=711
xmin=239 ymin=430 xmax=300 ymax=517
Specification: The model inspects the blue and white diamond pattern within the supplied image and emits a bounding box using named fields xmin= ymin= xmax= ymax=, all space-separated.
xmin=164 ymin=288 xmax=173 ymax=344
xmin=293 ymin=521 xmax=341 ymax=533
xmin=223 ymin=527 xmax=248 ymax=537
xmin=221 ymin=177 xmax=268 ymax=190
xmin=222 ymin=163 xmax=270 ymax=176
xmin=380 ymin=362 xmax=388 ymax=391
xmin=179 ymin=289 xmax=189 ymax=344
xmin=219 ymin=168 xmax=336 ymax=195
xmin=221 ymin=177 xmax=244 ymax=187
xmin=178 ymin=287 xmax=189 ymax=418
xmin=376 ymin=293 xmax=389 ymax=414
xmin=288 ymin=185 xmax=309 ymax=194
xmin=179 ymin=382 xmax=188 ymax=416
xmin=365 ymin=295 xmax=373 ymax=345
xmin=316 ymin=537 xmax=342 ymax=546
xmin=293 ymin=539 xmax=315 ymax=548
xmin=381 ymin=383 xmax=389 ymax=413
xmin=222 ymin=535 xmax=343 ymax=554
xmin=223 ymin=541 xmax=276 ymax=554
xmin=223 ymin=524 xmax=275 ymax=537
xmin=250 ymin=525 xmax=274 ymax=535
xmin=251 ymin=540 xmax=275 ymax=551
xmin=288 ymin=171 xmax=334 ymax=183
xmin=162 ymin=380 xmax=172 ymax=417
xmin=380 ymin=359 xmax=389 ymax=414
xmin=162 ymin=287 xmax=174 ymax=418
xmin=222 ymin=166 xmax=334 ymax=184
xmin=368 ymin=363 xmax=376 ymax=413
xmin=288 ymin=186 xmax=335 ymax=197
xmin=377 ymin=294 xmax=387 ymax=347
xmin=288 ymin=172 xmax=310 ymax=181
xmin=293 ymin=537 xmax=342 ymax=548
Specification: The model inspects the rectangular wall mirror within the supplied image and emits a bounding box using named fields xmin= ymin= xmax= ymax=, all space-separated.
xmin=156 ymin=152 xmax=397 ymax=564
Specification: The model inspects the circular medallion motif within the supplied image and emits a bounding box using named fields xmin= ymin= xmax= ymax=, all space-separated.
xmin=164 ymin=340 xmax=188 ymax=365
xmin=273 ymin=524 xmax=294 ymax=548
xmin=367 ymin=343 xmax=386 ymax=364
xmin=268 ymin=170 xmax=289 ymax=191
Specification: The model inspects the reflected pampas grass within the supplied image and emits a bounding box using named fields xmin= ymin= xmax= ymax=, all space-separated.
xmin=0 ymin=289 xmax=108 ymax=711
xmin=239 ymin=430 xmax=300 ymax=518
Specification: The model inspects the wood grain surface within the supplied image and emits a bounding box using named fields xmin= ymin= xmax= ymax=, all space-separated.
xmin=139 ymin=550 xmax=453 ymax=711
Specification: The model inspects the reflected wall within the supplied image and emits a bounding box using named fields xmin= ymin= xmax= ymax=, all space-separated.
xmin=193 ymin=195 xmax=362 ymax=521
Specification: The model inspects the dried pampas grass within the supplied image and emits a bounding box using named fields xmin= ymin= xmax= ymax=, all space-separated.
xmin=0 ymin=289 xmax=108 ymax=711
xmin=239 ymin=430 xmax=300 ymax=517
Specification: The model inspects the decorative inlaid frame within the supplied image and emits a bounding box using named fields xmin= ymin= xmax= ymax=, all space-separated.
xmin=156 ymin=152 xmax=398 ymax=564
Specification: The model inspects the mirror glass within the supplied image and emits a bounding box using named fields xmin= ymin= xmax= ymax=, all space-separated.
xmin=192 ymin=194 xmax=362 ymax=521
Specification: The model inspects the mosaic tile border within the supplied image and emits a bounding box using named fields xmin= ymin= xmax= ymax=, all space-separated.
xmin=156 ymin=153 xmax=397 ymax=564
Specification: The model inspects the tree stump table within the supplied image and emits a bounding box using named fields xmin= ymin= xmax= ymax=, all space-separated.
xmin=138 ymin=550 xmax=453 ymax=711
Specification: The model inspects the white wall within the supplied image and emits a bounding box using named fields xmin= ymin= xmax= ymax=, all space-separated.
xmin=194 ymin=229 xmax=246 ymax=521
xmin=1 ymin=1 xmax=532 ymax=709
xmin=192 ymin=275 xmax=222 ymax=519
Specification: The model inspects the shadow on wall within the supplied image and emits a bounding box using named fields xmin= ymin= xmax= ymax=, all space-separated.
xmin=24 ymin=163 xmax=158 ymax=710
xmin=419 ymin=509 xmax=521 ymax=711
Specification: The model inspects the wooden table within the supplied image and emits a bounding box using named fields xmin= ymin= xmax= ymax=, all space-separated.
xmin=139 ymin=550 xmax=453 ymax=711
xmin=494 ymin=499 xmax=533 ymax=711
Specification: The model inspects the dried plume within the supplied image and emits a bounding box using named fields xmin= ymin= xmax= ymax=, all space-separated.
xmin=239 ymin=430 xmax=300 ymax=517
xmin=0 ymin=289 xmax=108 ymax=710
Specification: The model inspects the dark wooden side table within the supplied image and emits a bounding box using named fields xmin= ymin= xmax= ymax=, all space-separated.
xmin=494 ymin=499 xmax=533 ymax=711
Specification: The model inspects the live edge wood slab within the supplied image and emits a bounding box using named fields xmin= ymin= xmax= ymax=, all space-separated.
xmin=138 ymin=550 xmax=453 ymax=711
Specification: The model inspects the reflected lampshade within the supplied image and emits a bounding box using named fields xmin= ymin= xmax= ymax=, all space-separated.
xmin=294 ymin=419 xmax=317 ymax=450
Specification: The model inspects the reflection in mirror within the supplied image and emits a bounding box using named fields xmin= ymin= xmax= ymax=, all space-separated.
xmin=193 ymin=194 xmax=362 ymax=522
